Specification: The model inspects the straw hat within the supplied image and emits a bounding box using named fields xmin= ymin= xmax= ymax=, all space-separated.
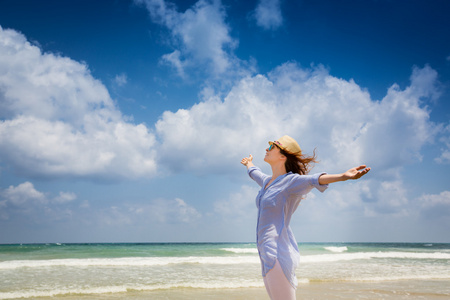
xmin=269 ymin=135 xmax=302 ymax=155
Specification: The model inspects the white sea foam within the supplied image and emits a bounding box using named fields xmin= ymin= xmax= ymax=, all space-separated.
xmin=297 ymin=278 xmax=310 ymax=284
xmin=344 ymin=273 xmax=450 ymax=282
xmin=3 ymin=274 xmax=449 ymax=300
xmin=0 ymin=281 xmax=266 ymax=299
xmin=221 ymin=248 xmax=259 ymax=254
xmin=300 ymin=251 xmax=450 ymax=263
xmin=2 ymin=251 xmax=448 ymax=270
xmin=324 ymin=246 xmax=348 ymax=253
xmin=0 ymin=256 xmax=260 ymax=270
xmin=0 ymin=286 xmax=128 ymax=300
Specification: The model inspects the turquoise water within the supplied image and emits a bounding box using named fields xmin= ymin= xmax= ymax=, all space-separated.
xmin=1 ymin=243 xmax=449 ymax=299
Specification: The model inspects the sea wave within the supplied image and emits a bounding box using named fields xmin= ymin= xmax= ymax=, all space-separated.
xmin=339 ymin=273 xmax=450 ymax=283
xmin=301 ymin=251 xmax=450 ymax=263
xmin=0 ymin=256 xmax=260 ymax=270
xmin=221 ymin=248 xmax=259 ymax=254
xmin=302 ymin=273 xmax=450 ymax=284
xmin=324 ymin=246 xmax=348 ymax=253
xmin=2 ymin=251 xmax=449 ymax=270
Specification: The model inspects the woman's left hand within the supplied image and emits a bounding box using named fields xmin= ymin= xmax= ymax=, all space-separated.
xmin=319 ymin=165 xmax=371 ymax=185
xmin=343 ymin=165 xmax=371 ymax=180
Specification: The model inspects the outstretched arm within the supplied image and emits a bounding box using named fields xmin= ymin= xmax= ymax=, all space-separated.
xmin=241 ymin=154 xmax=255 ymax=169
xmin=318 ymin=165 xmax=371 ymax=185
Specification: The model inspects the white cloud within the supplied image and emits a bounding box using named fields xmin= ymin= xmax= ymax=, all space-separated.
xmin=0 ymin=27 xmax=157 ymax=180
xmin=114 ymin=73 xmax=127 ymax=87
xmin=53 ymin=191 xmax=77 ymax=204
xmin=1 ymin=182 xmax=47 ymax=207
xmin=0 ymin=28 xmax=116 ymax=124
xmin=135 ymin=0 xmax=178 ymax=26
xmin=418 ymin=190 xmax=450 ymax=218
xmin=156 ymin=63 xmax=440 ymax=178
xmin=136 ymin=0 xmax=242 ymax=78
xmin=254 ymin=0 xmax=283 ymax=30
xmin=161 ymin=50 xmax=186 ymax=78
xmin=0 ymin=182 xmax=77 ymax=220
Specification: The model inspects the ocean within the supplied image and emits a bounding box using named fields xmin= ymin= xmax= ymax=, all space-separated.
xmin=0 ymin=242 xmax=449 ymax=299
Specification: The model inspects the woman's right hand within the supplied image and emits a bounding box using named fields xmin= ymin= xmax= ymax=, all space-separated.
xmin=241 ymin=154 xmax=254 ymax=168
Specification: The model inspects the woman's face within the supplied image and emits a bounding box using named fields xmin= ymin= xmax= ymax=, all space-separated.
xmin=264 ymin=144 xmax=284 ymax=164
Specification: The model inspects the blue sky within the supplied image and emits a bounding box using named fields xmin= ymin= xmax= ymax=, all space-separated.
xmin=0 ymin=0 xmax=449 ymax=243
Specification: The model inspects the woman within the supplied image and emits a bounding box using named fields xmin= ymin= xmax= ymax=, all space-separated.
xmin=241 ymin=135 xmax=370 ymax=300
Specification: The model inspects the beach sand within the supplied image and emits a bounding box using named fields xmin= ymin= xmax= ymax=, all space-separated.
xmin=41 ymin=280 xmax=449 ymax=299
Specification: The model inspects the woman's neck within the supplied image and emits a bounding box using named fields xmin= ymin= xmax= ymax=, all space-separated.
xmin=270 ymin=163 xmax=287 ymax=180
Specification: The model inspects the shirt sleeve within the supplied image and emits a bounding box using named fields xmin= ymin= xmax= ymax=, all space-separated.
xmin=247 ymin=166 xmax=269 ymax=188
xmin=286 ymin=172 xmax=329 ymax=194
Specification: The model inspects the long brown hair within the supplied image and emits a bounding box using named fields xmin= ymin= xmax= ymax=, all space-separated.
xmin=279 ymin=147 xmax=318 ymax=175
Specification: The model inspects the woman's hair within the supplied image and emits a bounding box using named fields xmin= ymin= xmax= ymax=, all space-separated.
xmin=279 ymin=147 xmax=318 ymax=175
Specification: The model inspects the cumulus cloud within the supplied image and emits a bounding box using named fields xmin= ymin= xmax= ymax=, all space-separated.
xmin=0 ymin=182 xmax=76 ymax=220
xmin=0 ymin=27 xmax=157 ymax=180
xmin=136 ymin=0 xmax=244 ymax=79
xmin=254 ymin=0 xmax=283 ymax=30
xmin=1 ymin=182 xmax=47 ymax=207
xmin=418 ymin=190 xmax=450 ymax=218
xmin=156 ymin=63 xmax=440 ymax=178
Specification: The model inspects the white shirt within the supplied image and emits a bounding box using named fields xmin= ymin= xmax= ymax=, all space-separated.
xmin=248 ymin=166 xmax=328 ymax=288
